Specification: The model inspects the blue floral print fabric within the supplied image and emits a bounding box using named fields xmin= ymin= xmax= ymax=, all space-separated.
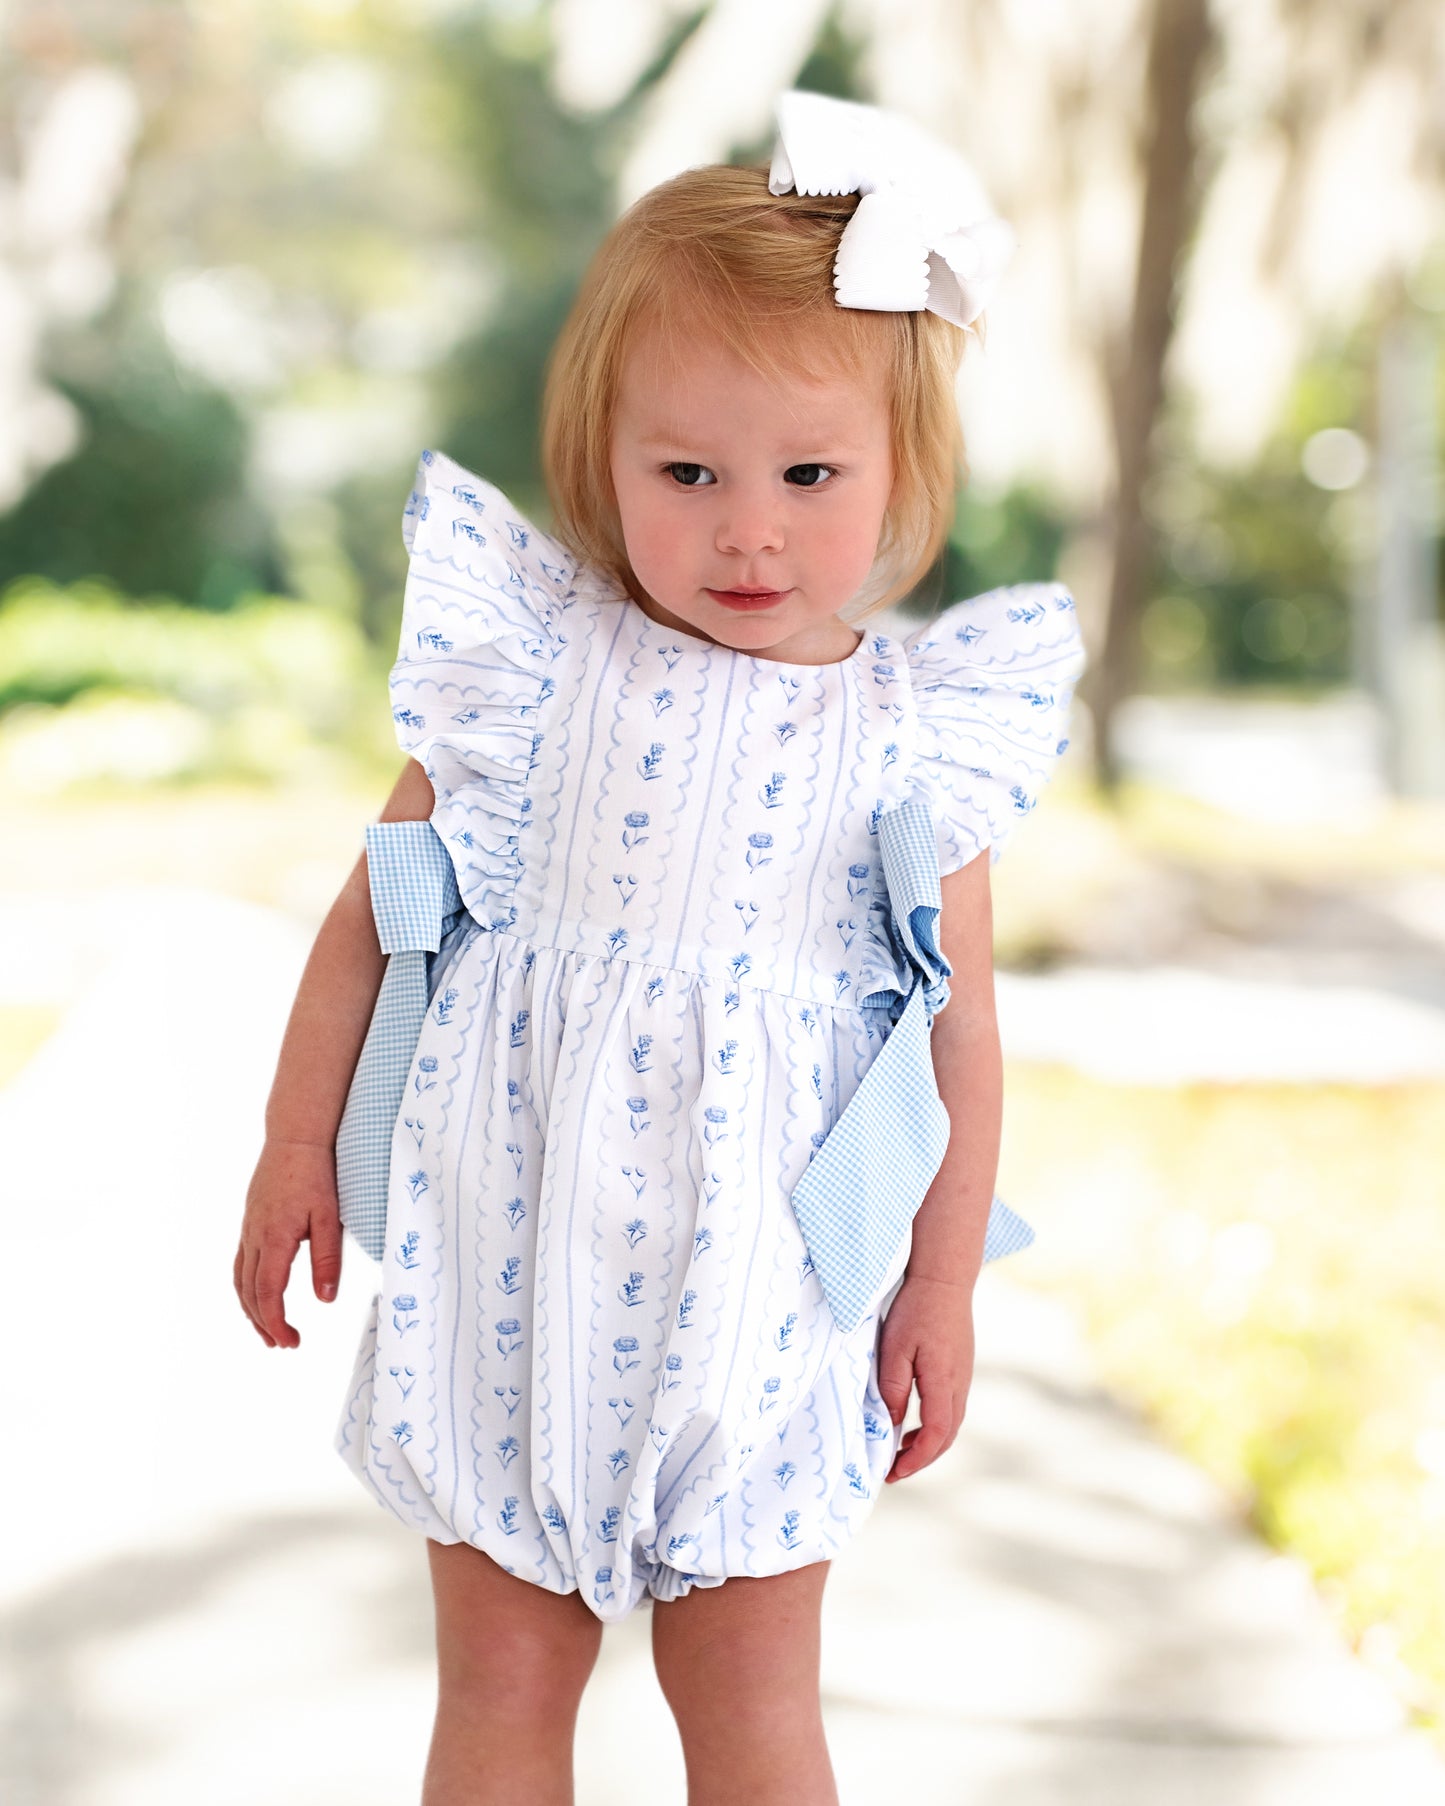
xmin=334 ymin=448 xmax=1086 ymax=1621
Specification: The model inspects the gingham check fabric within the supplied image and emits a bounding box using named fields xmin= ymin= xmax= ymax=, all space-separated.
xmin=787 ymin=793 xmax=1035 ymax=1335
xmin=335 ymin=819 xmax=465 ymax=1262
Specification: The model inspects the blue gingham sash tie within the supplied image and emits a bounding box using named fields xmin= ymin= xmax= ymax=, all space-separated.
xmin=335 ymin=819 xmax=466 ymax=1262
xmin=786 ymin=793 xmax=1036 ymax=1336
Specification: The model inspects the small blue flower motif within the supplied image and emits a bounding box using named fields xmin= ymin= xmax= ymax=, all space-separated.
xmin=677 ymin=1289 xmax=697 ymax=1328
xmin=1057 ymin=736 xmax=1070 ymax=755
xmin=626 ymin=1096 xmax=651 ymax=1135
xmin=389 ymin=1364 xmax=417 ymax=1399
xmin=774 ymin=1460 xmax=797 ymax=1490
xmin=638 ymin=741 xmax=665 ymax=781
xmin=618 ymin=1270 xmax=645 ymax=1308
xmin=504 ymin=1197 xmax=527 ymax=1230
xmin=494 ymin=1385 xmax=522 ymax=1417
xmin=612 ymin=1335 xmax=641 ymax=1374
xmin=609 ymin=1395 xmax=635 ymax=1427
xmin=496 ymin=1435 xmax=520 ymax=1469
xmin=649 ymin=1420 xmax=670 ymax=1451
xmin=734 ymin=897 xmax=761 ymax=934
xmin=726 ymin=950 xmax=753 ymax=983
xmin=644 ymin=975 xmax=667 ymax=1005
xmin=435 ymin=988 xmax=458 ymax=1025
xmin=881 ymin=740 xmax=899 ymax=770
xmin=391 ymin=1420 xmax=413 ymax=1446
xmin=842 ymin=1462 xmax=870 ymax=1499
xmin=497 ymin=1495 xmax=520 ymax=1536
xmin=414 ymin=1054 xmax=439 ymax=1095
xmin=597 ymin=1504 xmax=621 ymax=1543
xmin=774 ymin=1313 xmax=797 ymax=1351
xmin=622 ymin=810 xmax=650 ymax=850
xmin=506 ymin=1078 xmax=522 ymax=1115
xmin=406 ymin=1170 xmax=428 ymax=1202
xmin=403 ymin=1116 xmax=426 ymax=1149
xmin=713 ymin=1039 xmax=739 ymax=1075
xmin=761 ymin=1375 xmax=782 ymax=1412
xmin=628 ymin=1033 xmax=653 ymax=1071
xmin=508 ymin=1008 xmax=530 ymax=1048
xmin=495 ymin=1317 xmax=524 ymax=1359
xmin=666 ymin=1531 xmax=697 ymax=1562
xmin=1008 ymin=603 xmax=1046 ymax=626
xmin=760 ymin=770 xmax=786 ymax=808
xmin=775 ymin=718 xmax=798 ymax=745
xmin=662 ymin=1353 xmax=683 ymax=1391
xmin=799 ymin=1250 xmax=817 ymax=1282
xmin=391 ymin=1294 xmax=420 ymax=1335
xmin=392 ymin=707 xmax=425 ymax=731
xmin=542 ymin=1503 xmax=566 ymax=1535
xmin=454 ymin=518 xmax=485 ymax=550
xmin=593 ymin=1567 xmax=615 ymax=1605
xmin=955 ymin=622 xmax=985 ymax=645
xmin=649 ymin=686 xmax=675 ymax=716
xmin=745 ymin=831 xmax=774 ymax=872
xmin=613 ymin=872 xmax=639 ymax=911
xmin=863 ymin=1411 xmax=890 ymax=1440
xmin=506 ymin=519 xmax=529 ymax=548
xmin=1010 ymin=785 xmax=1035 ymax=815
xmin=830 ymin=969 xmax=853 ymax=1002
xmin=396 ymin=1229 xmax=421 ymax=1271
xmin=846 ymin=862 xmax=871 ymax=900
xmin=606 ymin=1447 xmax=630 ymax=1478
xmin=702 ymin=1105 xmax=729 ymax=1147
xmin=496 ymin=1255 xmax=523 ymax=1296
xmin=705 ymin=1490 xmax=729 ymax=1515
xmin=605 ymin=925 xmax=630 ymax=957
xmin=623 ymin=1217 xmax=648 ymax=1249
xmin=778 ymin=1510 xmax=802 ymax=1551
xmin=811 ymin=1062 xmax=823 ymax=1102
xmin=693 ymin=1226 xmax=713 ymax=1256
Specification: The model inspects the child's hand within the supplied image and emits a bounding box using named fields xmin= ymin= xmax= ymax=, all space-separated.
xmin=877 ymin=1275 xmax=976 ymax=1483
xmin=234 ymin=1138 xmax=343 ymax=1350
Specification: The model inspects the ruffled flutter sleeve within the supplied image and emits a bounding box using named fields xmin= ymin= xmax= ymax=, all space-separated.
xmin=388 ymin=448 xmax=575 ymax=930
xmin=902 ymin=582 xmax=1086 ymax=875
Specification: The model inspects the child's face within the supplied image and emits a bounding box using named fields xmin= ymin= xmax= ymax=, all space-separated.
xmin=609 ymin=319 xmax=894 ymax=663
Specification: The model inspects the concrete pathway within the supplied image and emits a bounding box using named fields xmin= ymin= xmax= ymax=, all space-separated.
xmin=2 ymin=886 xmax=1443 ymax=1803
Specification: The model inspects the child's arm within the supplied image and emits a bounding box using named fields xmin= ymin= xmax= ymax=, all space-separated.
xmin=878 ymin=846 xmax=1002 ymax=1481
xmin=234 ymin=757 xmax=436 ymax=1350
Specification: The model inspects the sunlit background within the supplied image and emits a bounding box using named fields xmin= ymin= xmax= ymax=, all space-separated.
xmin=3 ymin=1 xmax=1443 ymax=1801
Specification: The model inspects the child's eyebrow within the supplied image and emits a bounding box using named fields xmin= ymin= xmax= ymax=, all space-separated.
xmin=632 ymin=432 xmax=869 ymax=455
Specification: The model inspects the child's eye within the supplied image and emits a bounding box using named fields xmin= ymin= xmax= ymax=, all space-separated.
xmin=784 ymin=464 xmax=837 ymax=488
xmin=664 ymin=462 xmax=716 ymax=488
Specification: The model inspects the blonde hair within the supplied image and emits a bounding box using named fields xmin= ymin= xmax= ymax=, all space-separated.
xmin=540 ymin=161 xmax=975 ymax=619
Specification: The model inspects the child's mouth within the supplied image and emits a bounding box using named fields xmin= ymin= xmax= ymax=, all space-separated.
xmin=706 ymin=588 xmax=791 ymax=611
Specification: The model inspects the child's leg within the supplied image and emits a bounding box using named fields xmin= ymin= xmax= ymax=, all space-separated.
xmin=423 ymin=1538 xmax=604 ymax=1806
xmin=650 ymin=1561 xmax=837 ymax=1806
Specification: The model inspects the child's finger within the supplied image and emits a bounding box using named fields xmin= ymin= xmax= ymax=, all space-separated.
xmin=876 ymin=1343 xmax=915 ymax=1426
xmin=254 ymin=1242 xmax=298 ymax=1348
xmin=309 ymin=1206 xmax=343 ymax=1302
xmin=240 ymin=1239 xmax=276 ymax=1347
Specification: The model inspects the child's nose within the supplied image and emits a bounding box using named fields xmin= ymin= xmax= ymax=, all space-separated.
xmin=714 ymin=491 xmax=785 ymax=558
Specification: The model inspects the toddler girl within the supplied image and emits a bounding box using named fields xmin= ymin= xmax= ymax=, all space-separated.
xmin=236 ymin=89 xmax=1085 ymax=1806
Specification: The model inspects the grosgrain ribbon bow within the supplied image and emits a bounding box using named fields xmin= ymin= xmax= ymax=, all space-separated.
xmin=767 ymin=88 xmax=1016 ymax=333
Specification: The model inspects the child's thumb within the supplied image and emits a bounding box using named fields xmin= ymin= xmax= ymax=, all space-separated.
xmin=310 ymin=1208 xmax=343 ymax=1302
xmin=877 ymin=1350 xmax=913 ymax=1425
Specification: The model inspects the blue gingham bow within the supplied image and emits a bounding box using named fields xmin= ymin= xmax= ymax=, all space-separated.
xmin=786 ymin=793 xmax=1036 ymax=1336
xmin=335 ymin=819 xmax=466 ymax=1262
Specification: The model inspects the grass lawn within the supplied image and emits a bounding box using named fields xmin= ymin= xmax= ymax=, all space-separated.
xmin=1001 ymin=1065 xmax=1445 ymax=1746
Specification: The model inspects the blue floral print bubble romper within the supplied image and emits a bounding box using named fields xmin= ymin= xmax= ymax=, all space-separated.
xmin=334 ymin=448 xmax=1085 ymax=1622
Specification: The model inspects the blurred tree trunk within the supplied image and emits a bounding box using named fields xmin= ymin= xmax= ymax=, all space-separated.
xmin=1091 ymin=0 xmax=1218 ymax=789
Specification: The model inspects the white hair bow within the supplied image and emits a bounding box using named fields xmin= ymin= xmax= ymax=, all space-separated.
xmin=767 ymin=89 xmax=1016 ymax=334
